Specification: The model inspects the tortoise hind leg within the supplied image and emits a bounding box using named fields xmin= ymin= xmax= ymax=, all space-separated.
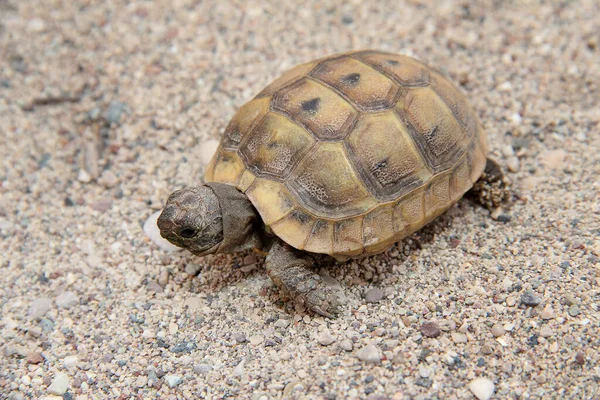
xmin=469 ymin=157 xmax=512 ymax=210
xmin=266 ymin=240 xmax=344 ymax=318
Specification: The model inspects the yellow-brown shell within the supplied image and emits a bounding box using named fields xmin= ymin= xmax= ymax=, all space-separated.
xmin=205 ymin=50 xmax=488 ymax=257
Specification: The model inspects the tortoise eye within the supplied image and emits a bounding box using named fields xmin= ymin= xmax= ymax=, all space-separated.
xmin=179 ymin=228 xmax=197 ymax=238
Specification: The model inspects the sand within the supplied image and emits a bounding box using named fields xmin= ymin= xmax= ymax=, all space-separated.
xmin=1 ymin=1 xmax=599 ymax=399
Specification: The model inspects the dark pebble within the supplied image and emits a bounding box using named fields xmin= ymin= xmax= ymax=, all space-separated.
xmin=341 ymin=15 xmax=353 ymax=24
xmin=171 ymin=341 xmax=196 ymax=353
xmin=575 ymin=351 xmax=585 ymax=365
xmin=420 ymin=321 xmax=442 ymax=338
xmin=497 ymin=214 xmax=512 ymax=223
xmin=527 ymin=334 xmax=539 ymax=347
xmin=233 ymin=332 xmax=246 ymax=343
xmin=520 ymin=290 xmax=541 ymax=307
xmin=415 ymin=378 xmax=432 ymax=388
xmin=105 ymin=102 xmax=127 ymax=124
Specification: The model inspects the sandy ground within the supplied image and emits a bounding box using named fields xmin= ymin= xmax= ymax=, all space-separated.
xmin=1 ymin=0 xmax=599 ymax=399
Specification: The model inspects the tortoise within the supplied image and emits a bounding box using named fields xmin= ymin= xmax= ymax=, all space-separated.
xmin=157 ymin=50 xmax=509 ymax=318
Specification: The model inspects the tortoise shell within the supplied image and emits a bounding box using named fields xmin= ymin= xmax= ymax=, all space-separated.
xmin=204 ymin=50 xmax=488 ymax=257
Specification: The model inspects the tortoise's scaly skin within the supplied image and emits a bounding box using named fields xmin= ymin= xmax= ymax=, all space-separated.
xmin=205 ymin=50 xmax=488 ymax=258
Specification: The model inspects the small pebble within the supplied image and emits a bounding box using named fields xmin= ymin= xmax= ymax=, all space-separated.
xmin=468 ymin=377 xmax=495 ymax=400
xmin=135 ymin=375 xmax=148 ymax=388
xmin=364 ymin=288 xmax=384 ymax=303
xmin=193 ymin=363 xmax=213 ymax=375
xmin=28 ymin=297 xmax=51 ymax=319
xmin=520 ymin=290 xmax=541 ymax=307
xmin=339 ymin=339 xmax=353 ymax=352
xmin=419 ymin=366 xmax=431 ymax=378
xmin=233 ymin=359 xmax=245 ymax=376
xmin=144 ymin=211 xmax=182 ymax=252
xmin=105 ymin=101 xmax=127 ymax=124
xmin=540 ymin=326 xmax=553 ymax=338
xmin=99 ymin=170 xmax=119 ymax=188
xmin=575 ymin=351 xmax=585 ymax=365
xmin=568 ymin=305 xmax=581 ymax=317
xmin=56 ymin=292 xmax=79 ymax=309
xmin=317 ymin=330 xmax=335 ymax=346
xmin=91 ymin=199 xmax=112 ymax=212
xmin=491 ymin=324 xmax=505 ymax=337
xmin=165 ymin=375 xmax=183 ymax=388
xmin=564 ymin=294 xmax=578 ymax=306
xmin=63 ymin=355 xmax=78 ymax=368
xmin=356 ymin=344 xmax=381 ymax=364
xmin=233 ymin=332 xmax=246 ymax=343
xmin=184 ymin=297 xmax=203 ymax=310
xmin=274 ymin=318 xmax=290 ymax=329
xmin=158 ymin=270 xmax=170 ymax=286
xmin=420 ymin=321 xmax=441 ymax=338
xmin=451 ymin=332 xmax=468 ymax=344
xmin=47 ymin=373 xmax=69 ymax=395
xmin=541 ymin=308 xmax=554 ymax=320
xmin=184 ymin=263 xmax=202 ymax=276
xmin=26 ymin=352 xmax=44 ymax=364
xmin=146 ymin=281 xmax=164 ymax=293
xmin=506 ymin=156 xmax=520 ymax=172
xmin=249 ymin=334 xmax=265 ymax=346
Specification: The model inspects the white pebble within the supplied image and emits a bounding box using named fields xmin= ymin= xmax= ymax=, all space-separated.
xmin=506 ymin=156 xmax=520 ymax=172
xmin=497 ymin=81 xmax=512 ymax=92
xmin=317 ymin=330 xmax=335 ymax=346
xmin=28 ymin=297 xmax=52 ymax=319
xmin=165 ymin=375 xmax=183 ymax=388
xmin=249 ymin=334 xmax=265 ymax=346
xmin=468 ymin=377 xmax=495 ymax=400
xmin=56 ymin=291 xmax=79 ymax=309
xmin=355 ymin=344 xmax=381 ymax=364
xmin=63 ymin=355 xmax=78 ymax=368
xmin=47 ymin=373 xmax=69 ymax=395
xmin=144 ymin=211 xmax=183 ymax=252
xmin=451 ymin=332 xmax=468 ymax=343
xmin=339 ymin=339 xmax=353 ymax=351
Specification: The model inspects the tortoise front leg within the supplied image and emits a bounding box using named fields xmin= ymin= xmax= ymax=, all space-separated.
xmin=266 ymin=240 xmax=343 ymax=318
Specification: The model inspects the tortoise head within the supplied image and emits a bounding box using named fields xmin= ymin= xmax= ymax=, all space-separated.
xmin=157 ymin=186 xmax=223 ymax=256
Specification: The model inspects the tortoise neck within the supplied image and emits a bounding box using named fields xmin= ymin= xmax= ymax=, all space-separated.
xmin=205 ymin=182 xmax=269 ymax=254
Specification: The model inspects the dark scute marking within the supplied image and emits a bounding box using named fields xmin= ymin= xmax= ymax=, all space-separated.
xmin=267 ymin=141 xmax=278 ymax=149
xmin=301 ymin=97 xmax=320 ymax=114
xmin=341 ymin=73 xmax=361 ymax=86
xmin=386 ymin=59 xmax=399 ymax=66
xmin=371 ymin=158 xmax=389 ymax=173
xmin=291 ymin=209 xmax=310 ymax=224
